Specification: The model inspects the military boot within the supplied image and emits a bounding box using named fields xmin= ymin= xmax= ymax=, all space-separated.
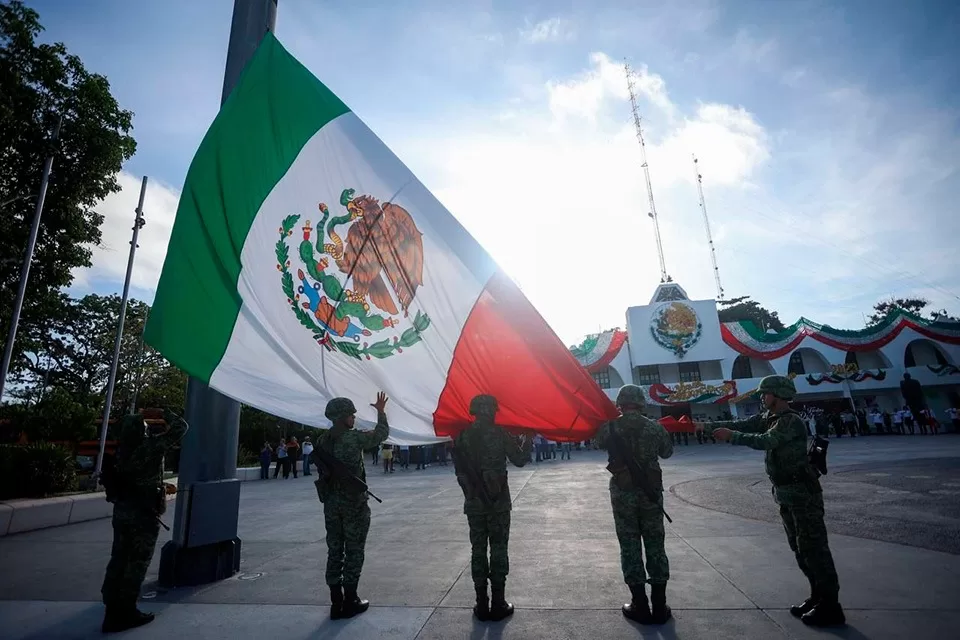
xmin=341 ymin=584 xmax=370 ymax=618
xmin=329 ymin=584 xmax=344 ymax=620
xmin=790 ymin=580 xmax=819 ymax=618
xmin=801 ymin=599 xmax=846 ymax=627
xmin=649 ymin=583 xmax=672 ymax=624
xmin=473 ymin=582 xmax=490 ymax=621
xmin=621 ymin=584 xmax=652 ymax=623
xmin=101 ymin=600 xmax=155 ymax=633
xmin=489 ymin=582 xmax=514 ymax=622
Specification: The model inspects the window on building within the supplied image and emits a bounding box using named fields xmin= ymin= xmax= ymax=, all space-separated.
xmin=678 ymin=362 xmax=701 ymax=382
xmin=788 ymin=351 xmax=805 ymax=375
xmin=592 ymin=368 xmax=611 ymax=389
xmin=731 ymin=356 xmax=753 ymax=379
xmin=634 ymin=365 xmax=660 ymax=385
xmin=844 ymin=351 xmax=859 ymax=368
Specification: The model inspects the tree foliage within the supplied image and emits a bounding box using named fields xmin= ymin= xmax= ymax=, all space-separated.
xmin=0 ymin=0 xmax=136 ymax=368
xmin=716 ymin=295 xmax=786 ymax=332
xmin=867 ymin=297 xmax=930 ymax=326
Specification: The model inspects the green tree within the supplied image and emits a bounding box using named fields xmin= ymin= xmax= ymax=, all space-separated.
xmin=717 ymin=295 xmax=786 ymax=332
xmin=0 ymin=0 xmax=136 ymax=371
xmin=867 ymin=297 xmax=930 ymax=326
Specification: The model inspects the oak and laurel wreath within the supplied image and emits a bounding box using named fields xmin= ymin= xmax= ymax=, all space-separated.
xmin=276 ymin=213 xmax=431 ymax=360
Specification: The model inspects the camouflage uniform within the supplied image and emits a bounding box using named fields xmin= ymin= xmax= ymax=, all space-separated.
xmin=594 ymin=385 xmax=674 ymax=624
xmin=453 ymin=395 xmax=530 ymax=621
xmin=704 ymin=375 xmax=843 ymax=626
xmin=314 ymin=397 xmax=388 ymax=618
xmin=101 ymin=410 xmax=187 ymax=632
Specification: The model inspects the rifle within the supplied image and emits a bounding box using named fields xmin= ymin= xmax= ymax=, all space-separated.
xmin=311 ymin=445 xmax=383 ymax=503
xmin=608 ymin=426 xmax=673 ymax=523
xmin=451 ymin=445 xmax=493 ymax=507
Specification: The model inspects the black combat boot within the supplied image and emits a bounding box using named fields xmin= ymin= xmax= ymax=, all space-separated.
xmin=341 ymin=584 xmax=370 ymax=618
xmin=801 ymin=599 xmax=845 ymax=627
xmin=329 ymin=584 xmax=344 ymax=620
xmin=101 ymin=600 xmax=155 ymax=633
xmin=621 ymin=584 xmax=652 ymax=623
xmin=790 ymin=580 xmax=819 ymax=618
xmin=488 ymin=582 xmax=514 ymax=622
xmin=649 ymin=583 xmax=672 ymax=624
xmin=473 ymin=582 xmax=490 ymax=621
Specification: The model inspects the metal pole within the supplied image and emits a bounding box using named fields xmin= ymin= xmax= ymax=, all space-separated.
xmin=94 ymin=176 xmax=148 ymax=476
xmin=162 ymin=0 xmax=277 ymax=585
xmin=128 ymin=306 xmax=149 ymax=415
xmin=0 ymin=115 xmax=62 ymax=402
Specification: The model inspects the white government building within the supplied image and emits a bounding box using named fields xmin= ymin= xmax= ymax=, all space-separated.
xmin=569 ymin=282 xmax=960 ymax=421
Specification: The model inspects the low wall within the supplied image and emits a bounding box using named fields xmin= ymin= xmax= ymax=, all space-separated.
xmin=0 ymin=466 xmax=268 ymax=537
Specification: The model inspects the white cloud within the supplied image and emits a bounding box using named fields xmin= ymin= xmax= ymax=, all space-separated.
xmin=392 ymin=51 xmax=770 ymax=344
xmin=72 ymin=171 xmax=180 ymax=299
xmin=520 ymin=17 xmax=574 ymax=44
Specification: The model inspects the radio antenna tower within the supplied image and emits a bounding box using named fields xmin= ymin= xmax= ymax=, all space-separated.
xmin=693 ymin=154 xmax=724 ymax=300
xmin=625 ymin=62 xmax=669 ymax=283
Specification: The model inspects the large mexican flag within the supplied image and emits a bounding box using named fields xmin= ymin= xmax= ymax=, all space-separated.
xmin=145 ymin=33 xmax=617 ymax=444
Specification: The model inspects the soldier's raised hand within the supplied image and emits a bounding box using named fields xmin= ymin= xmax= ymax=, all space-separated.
xmin=371 ymin=391 xmax=389 ymax=413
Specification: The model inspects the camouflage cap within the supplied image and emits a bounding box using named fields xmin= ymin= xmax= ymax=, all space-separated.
xmin=758 ymin=375 xmax=797 ymax=400
xmin=616 ymin=384 xmax=646 ymax=408
xmin=325 ymin=397 xmax=357 ymax=421
xmin=469 ymin=394 xmax=499 ymax=418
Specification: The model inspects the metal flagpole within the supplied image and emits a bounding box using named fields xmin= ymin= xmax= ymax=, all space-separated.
xmin=94 ymin=176 xmax=148 ymax=476
xmin=0 ymin=115 xmax=62 ymax=402
xmin=160 ymin=0 xmax=277 ymax=588
xmin=128 ymin=306 xmax=149 ymax=415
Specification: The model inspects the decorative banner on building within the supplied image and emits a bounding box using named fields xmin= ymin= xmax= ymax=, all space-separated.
xmin=806 ymin=363 xmax=886 ymax=385
xmin=569 ymin=329 xmax=628 ymax=373
xmin=649 ymin=301 xmax=703 ymax=358
xmin=647 ymin=380 xmax=737 ymax=405
xmin=721 ymin=310 xmax=960 ymax=360
xmin=927 ymin=364 xmax=960 ymax=376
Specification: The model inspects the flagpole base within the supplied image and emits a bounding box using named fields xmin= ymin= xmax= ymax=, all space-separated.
xmin=158 ymin=538 xmax=242 ymax=588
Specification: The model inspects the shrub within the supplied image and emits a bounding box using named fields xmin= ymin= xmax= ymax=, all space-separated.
xmin=0 ymin=443 xmax=78 ymax=500
xmin=237 ymin=445 xmax=257 ymax=467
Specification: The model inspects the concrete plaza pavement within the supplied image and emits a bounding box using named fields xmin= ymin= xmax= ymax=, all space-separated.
xmin=1 ymin=435 xmax=958 ymax=639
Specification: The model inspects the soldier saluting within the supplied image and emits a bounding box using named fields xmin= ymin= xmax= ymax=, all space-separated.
xmin=100 ymin=408 xmax=187 ymax=633
xmin=313 ymin=392 xmax=389 ymax=619
xmin=695 ymin=375 xmax=845 ymax=627
xmin=452 ymin=395 xmax=532 ymax=622
xmin=594 ymin=385 xmax=674 ymax=625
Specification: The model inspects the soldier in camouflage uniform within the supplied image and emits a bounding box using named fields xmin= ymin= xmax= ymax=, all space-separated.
xmin=453 ymin=395 xmax=531 ymax=621
xmin=101 ymin=408 xmax=188 ymax=634
xmin=695 ymin=375 xmax=845 ymax=627
xmin=313 ymin=392 xmax=389 ymax=619
xmin=594 ymin=385 xmax=674 ymax=624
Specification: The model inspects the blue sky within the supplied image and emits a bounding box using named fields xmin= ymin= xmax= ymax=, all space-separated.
xmin=30 ymin=0 xmax=960 ymax=345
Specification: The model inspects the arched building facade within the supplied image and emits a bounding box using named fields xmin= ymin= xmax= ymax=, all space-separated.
xmin=569 ymin=282 xmax=960 ymax=420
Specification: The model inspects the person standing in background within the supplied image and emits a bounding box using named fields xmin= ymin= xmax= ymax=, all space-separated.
xmin=302 ymin=437 xmax=314 ymax=476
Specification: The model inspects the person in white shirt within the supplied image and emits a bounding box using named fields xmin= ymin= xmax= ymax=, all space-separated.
xmin=274 ymin=441 xmax=287 ymax=478
xmin=945 ymin=407 xmax=959 ymax=433
xmin=892 ymin=409 xmax=904 ymax=435
xmin=870 ymin=410 xmax=884 ymax=435
xmin=302 ymin=437 xmax=315 ymax=476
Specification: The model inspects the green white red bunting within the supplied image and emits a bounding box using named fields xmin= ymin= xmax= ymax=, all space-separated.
xmin=721 ymin=311 xmax=960 ymax=359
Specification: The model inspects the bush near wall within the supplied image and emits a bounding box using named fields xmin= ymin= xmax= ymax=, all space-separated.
xmin=0 ymin=443 xmax=78 ymax=500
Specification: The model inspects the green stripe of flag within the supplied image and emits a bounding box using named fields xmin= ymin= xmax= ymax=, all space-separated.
xmin=144 ymin=33 xmax=349 ymax=381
